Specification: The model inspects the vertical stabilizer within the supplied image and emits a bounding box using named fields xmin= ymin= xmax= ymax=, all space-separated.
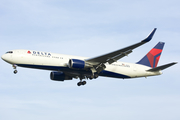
xmin=137 ymin=42 xmax=165 ymax=68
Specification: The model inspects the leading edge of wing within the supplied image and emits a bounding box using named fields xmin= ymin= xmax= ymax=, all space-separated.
xmin=86 ymin=28 xmax=157 ymax=64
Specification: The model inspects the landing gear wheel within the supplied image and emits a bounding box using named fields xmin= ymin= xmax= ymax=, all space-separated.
xmin=82 ymin=81 xmax=86 ymax=85
xmin=12 ymin=65 xmax=18 ymax=74
xmin=77 ymin=81 xmax=87 ymax=86
xmin=14 ymin=70 xmax=18 ymax=74
xmin=77 ymin=82 xmax=82 ymax=86
xmin=90 ymin=75 xmax=94 ymax=79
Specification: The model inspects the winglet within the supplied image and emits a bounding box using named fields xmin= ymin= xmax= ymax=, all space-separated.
xmin=142 ymin=28 xmax=157 ymax=42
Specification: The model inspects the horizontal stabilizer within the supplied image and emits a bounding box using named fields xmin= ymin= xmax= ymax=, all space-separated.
xmin=147 ymin=62 xmax=177 ymax=72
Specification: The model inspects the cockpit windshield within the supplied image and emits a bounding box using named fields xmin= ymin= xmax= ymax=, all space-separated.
xmin=6 ymin=51 xmax=13 ymax=54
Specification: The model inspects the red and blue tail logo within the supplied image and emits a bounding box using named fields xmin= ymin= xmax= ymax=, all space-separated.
xmin=137 ymin=42 xmax=165 ymax=68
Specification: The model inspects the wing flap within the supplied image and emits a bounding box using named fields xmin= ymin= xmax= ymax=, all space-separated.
xmin=107 ymin=49 xmax=132 ymax=64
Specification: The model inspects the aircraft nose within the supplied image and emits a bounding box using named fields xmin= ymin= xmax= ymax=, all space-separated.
xmin=1 ymin=54 xmax=10 ymax=62
xmin=1 ymin=54 xmax=12 ymax=63
xmin=1 ymin=54 xmax=5 ymax=60
xmin=1 ymin=53 xmax=14 ymax=64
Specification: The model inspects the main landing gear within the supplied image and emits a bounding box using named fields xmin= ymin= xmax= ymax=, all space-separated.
xmin=13 ymin=64 xmax=18 ymax=74
xmin=76 ymin=73 xmax=99 ymax=86
xmin=77 ymin=81 xmax=87 ymax=86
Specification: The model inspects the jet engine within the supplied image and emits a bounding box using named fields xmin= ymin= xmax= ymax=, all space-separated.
xmin=50 ymin=72 xmax=72 ymax=81
xmin=68 ymin=59 xmax=90 ymax=69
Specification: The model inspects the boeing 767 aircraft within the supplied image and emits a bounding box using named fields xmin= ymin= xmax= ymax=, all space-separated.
xmin=1 ymin=28 xmax=177 ymax=86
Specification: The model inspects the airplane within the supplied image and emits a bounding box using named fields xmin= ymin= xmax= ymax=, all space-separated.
xmin=1 ymin=28 xmax=177 ymax=86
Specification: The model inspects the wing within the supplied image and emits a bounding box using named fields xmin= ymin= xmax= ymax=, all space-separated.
xmin=86 ymin=28 xmax=157 ymax=65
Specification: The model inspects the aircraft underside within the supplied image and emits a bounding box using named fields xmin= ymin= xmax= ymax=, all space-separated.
xmin=16 ymin=64 xmax=131 ymax=85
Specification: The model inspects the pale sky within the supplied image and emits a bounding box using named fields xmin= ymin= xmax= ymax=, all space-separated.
xmin=0 ymin=0 xmax=180 ymax=120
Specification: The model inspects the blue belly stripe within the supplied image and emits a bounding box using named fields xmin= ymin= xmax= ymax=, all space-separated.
xmin=17 ymin=64 xmax=131 ymax=79
xmin=99 ymin=70 xmax=131 ymax=79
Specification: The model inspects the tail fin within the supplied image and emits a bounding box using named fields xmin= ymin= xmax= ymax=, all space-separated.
xmin=137 ymin=42 xmax=165 ymax=68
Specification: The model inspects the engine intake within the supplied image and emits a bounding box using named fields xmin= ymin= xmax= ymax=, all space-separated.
xmin=50 ymin=72 xmax=72 ymax=81
xmin=68 ymin=59 xmax=90 ymax=69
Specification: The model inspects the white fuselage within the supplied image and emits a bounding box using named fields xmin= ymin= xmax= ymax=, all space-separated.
xmin=1 ymin=49 xmax=162 ymax=79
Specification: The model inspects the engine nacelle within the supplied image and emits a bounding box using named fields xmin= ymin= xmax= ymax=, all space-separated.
xmin=50 ymin=72 xmax=72 ymax=81
xmin=68 ymin=59 xmax=90 ymax=69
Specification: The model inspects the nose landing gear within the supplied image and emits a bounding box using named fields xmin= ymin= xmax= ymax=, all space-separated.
xmin=13 ymin=64 xmax=18 ymax=74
